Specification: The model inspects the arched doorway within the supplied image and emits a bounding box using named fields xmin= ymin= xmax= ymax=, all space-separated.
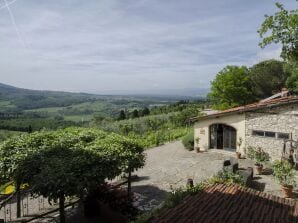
xmin=209 ymin=124 xmax=236 ymax=150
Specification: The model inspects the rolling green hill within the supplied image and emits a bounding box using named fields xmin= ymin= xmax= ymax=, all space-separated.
xmin=0 ymin=82 xmax=190 ymax=132
xmin=0 ymin=82 xmax=180 ymax=114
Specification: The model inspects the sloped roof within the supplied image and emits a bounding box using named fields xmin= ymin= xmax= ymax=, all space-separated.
xmin=151 ymin=183 xmax=298 ymax=223
xmin=192 ymin=96 xmax=298 ymax=121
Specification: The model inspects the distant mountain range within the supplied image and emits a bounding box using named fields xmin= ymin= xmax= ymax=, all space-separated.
xmin=0 ymin=82 xmax=208 ymax=113
xmin=94 ymin=87 xmax=210 ymax=97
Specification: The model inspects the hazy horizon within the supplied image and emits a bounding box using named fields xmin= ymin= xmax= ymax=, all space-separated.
xmin=0 ymin=0 xmax=296 ymax=93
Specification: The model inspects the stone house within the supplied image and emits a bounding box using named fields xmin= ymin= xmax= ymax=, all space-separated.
xmin=192 ymin=92 xmax=298 ymax=160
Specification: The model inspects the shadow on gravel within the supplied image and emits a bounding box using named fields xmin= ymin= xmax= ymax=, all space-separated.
xmin=132 ymin=185 xmax=168 ymax=212
xmin=251 ymin=180 xmax=266 ymax=191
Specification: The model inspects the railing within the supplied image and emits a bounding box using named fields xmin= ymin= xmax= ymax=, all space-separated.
xmin=0 ymin=190 xmax=60 ymax=223
xmin=0 ymin=175 xmax=131 ymax=222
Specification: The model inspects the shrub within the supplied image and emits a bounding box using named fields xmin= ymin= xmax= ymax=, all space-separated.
xmin=182 ymin=130 xmax=194 ymax=151
xmin=85 ymin=183 xmax=139 ymax=220
xmin=209 ymin=170 xmax=245 ymax=186
xmin=272 ymin=160 xmax=296 ymax=187
xmin=246 ymin=147 xmax=270 ymax=165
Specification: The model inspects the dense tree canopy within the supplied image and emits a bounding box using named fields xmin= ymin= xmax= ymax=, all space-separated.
xmin=208 ymin=66 xmax=255 ymax=110
xmin=0 ymin=127 xmax=145 ymax=223
xmin=258 ymin=2 xmax=298 ymax=61
xmin=250 ymin=59 xmax=291 ymax=99
xmin=286 ymin=63 xmax=298 ymax=93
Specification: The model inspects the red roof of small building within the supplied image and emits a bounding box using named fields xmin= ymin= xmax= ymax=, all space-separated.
xmin=192 ymin=95 xmax=298 ymax=121
xmin=151 ymin=183 xmax=298 ymax=223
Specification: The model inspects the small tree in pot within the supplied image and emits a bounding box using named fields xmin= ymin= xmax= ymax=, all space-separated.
xmin=195 ymin=137 xmax=200 ymax=153
xmin=272 ymin=160 xmax=296 ymax=198
xmin=236 ymin=137 xmax=243 ymax=159
xmin=247 ymin=147 xmax=270 ymax=174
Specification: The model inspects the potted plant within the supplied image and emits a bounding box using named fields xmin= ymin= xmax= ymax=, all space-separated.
xmin=236 ymin=137 xmax=243 ymax=159
xmin=195 ymin=137 xmax=200 ymax=153
xmin=253 ymin=147 xmax=270 ymax=175
xmin=272 ymin=160 xmax=296 ymax=198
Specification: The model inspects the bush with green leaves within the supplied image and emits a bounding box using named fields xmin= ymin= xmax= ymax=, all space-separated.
xmin=272 ymin=160 xmax=296 ymax=187
xmin=246 ymin=147 xmax=270 ymax=165
xmin=208 ymin=170 xmax=245 ymax=186
xmin=182 ymin=130 xmax=194 ymax=151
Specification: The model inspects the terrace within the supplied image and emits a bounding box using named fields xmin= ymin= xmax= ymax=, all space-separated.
xmin=132 ymin=141 xmax=298 ymax=211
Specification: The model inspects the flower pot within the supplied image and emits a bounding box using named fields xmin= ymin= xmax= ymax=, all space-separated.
xmin=236 ymin=152 xmax=241 ymax=159
xmin=255 ymin=164 xmax=263 ymax=175
xmin=196 ymin=147 xmax=200 ymax=153
xmin=281 ymin=185 xmax=293 ymax=198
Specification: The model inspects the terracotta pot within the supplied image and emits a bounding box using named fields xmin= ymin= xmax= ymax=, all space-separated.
xmin=281 ymin=185 xmax=293 ymax=198
xmin=255 ymin=164 xmax=263 ymax=175
xmin=236 ymin=152 xmax=241 ymax=159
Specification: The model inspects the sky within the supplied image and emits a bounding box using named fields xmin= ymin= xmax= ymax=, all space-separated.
xmin=0 ymin=0 xmax=296 ymax=94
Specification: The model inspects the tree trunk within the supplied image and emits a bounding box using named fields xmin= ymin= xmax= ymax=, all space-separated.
xmin=16 ymin=182 xmax=21 ymax=218
xmin=127 ymin=167 xmax=132 ymax=196
xmin=59 ymin=194 xmax=66 ymax=223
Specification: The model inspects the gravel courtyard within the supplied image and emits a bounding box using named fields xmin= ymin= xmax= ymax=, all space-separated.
xmin=131 ymin=141 xmax=290 ymax=210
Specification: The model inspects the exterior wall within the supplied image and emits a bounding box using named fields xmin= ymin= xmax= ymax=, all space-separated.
xmin=194 ymin=113 xmax=246 ymax=152
xmin=245 ymin=103 xmax=298 ymax=160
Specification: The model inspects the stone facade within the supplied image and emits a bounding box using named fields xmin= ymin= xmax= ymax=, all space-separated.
xmin=245 ymin=103 xmax=298 ymax=160
xmin=194 ymin=102 xmax=298 ymax=161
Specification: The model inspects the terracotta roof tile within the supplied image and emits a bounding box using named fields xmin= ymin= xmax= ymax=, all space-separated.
xmin=151 ymin=183 xmax=298 ymax=223
xmin=192 ymin=95 xmax=298 ymax=121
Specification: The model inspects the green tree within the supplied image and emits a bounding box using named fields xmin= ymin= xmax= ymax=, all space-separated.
xmin=208 ymin=66 xmax=255 ymax=110
xmin=258 ymin=2 xmax=298 ymax=61
xmin=249 ymin=59 xmax=291 ymax=99
xmin=285 ymin=63 xmax=298 ymax=94
xmin=0 ymin=128 xmax=145 ymax=223
xmin=141 ymin=107 xmax=150 ymax=116
xmin=118 ymin=110 xmax=126 ymax=120
xmin=131 ymin=109 xmax=139 ymax=119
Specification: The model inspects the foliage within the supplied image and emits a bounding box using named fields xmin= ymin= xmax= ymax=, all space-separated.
xmin=182 ymin=130 xmax=194 ymax=151
xmin=128 ymin=128 xmax=190 ymax=148
xmin=237 ymin=137 xmax=243 ymax=150
xmin=208 ymin=65 xmax=255 ymax=110
xmin=0 ymin=128 xmax=145 ymax=222
xmin=84 ymin=183 xmax=139 ymax=220
xmin=249 ymin=60 xmax=291 ymax=99
xmin=0 ymin=127 xmax=145 ymax=222
xmin=95 ymin=104 xmax=201 ymax=148
xmin=285 ymin=62 xmax=298 ymax=93
xmin=118 ymin=110 xmax=126 ymax=120
xmin=272 ymin=160 xmax=296 ymax=187
xmin=0 ymin=130 xmax=22 ymax=141
xmin=258 ymin=3 xmax=298 ymax=61
xmin=208 ymin=170 xmax=245 ymax=186
xmin=246 ymin=147 xmax=270 ymax=165
xmin=246 ymin=147 xmax=255 ymax=160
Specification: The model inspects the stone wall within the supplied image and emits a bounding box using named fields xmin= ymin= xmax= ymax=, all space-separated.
xmin=245 ymin=103 xmax=298 ymax=160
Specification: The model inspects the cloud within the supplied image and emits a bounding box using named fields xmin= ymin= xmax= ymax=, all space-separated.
xmin=0 ymin=0 xmax=296 ymax=93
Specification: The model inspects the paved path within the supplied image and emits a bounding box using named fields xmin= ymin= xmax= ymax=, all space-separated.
xmin=133 ymin=141 xmax=232 ymax=191
xmin=132 ymin=141 xmax=235 ymax=210
xmin=132 ymin=141 xmax=296 ymax=210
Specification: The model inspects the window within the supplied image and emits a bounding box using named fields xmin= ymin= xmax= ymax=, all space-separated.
xmin=277 ymin=133 xmax=289 ymax=140
xmin=252 ymin=130 xmax=290 ymax=140
xmin=265 ymin=131 xmax=276 ymax=138
xmin=252 ymin=130 xmax=264 ymax=137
